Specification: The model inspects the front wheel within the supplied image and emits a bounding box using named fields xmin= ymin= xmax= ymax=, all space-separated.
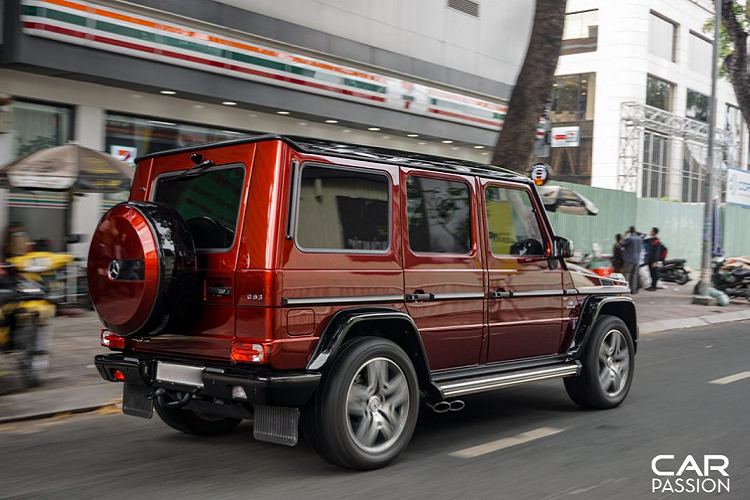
xmin=565 ymin=315 xmax=634 ymax=409
xmin=305 ymin=337 xmax=419 ymax=470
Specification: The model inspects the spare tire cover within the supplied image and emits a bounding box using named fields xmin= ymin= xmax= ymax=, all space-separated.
xmin=87 ymin=202 xmax=197 ymax=337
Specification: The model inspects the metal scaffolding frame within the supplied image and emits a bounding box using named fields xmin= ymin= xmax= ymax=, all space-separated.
xmin=618 ymin=102 xmax=732 ymax=195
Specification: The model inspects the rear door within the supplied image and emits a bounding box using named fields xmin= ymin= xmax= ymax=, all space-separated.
xmin=132 ymin=145 xmax=254 ymax=360
xmin=401 ymin=169 xmax=485 ymax=370
xmin=481 ymin=180 xmax=565 ymax=363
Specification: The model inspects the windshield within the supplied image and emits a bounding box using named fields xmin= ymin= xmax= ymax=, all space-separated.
xmin=153 ymin=165 xmax=244 ymax=251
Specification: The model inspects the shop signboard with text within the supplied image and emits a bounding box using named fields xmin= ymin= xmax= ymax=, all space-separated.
xmin=550 ymin=126 xmax=580 ymax=148
xmin=726 ymin=168 xmax=750 ymax=208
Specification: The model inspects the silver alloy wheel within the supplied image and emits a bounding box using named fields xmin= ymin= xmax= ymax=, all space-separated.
xmin=598 ymin=329 xmax=630 ymax=397
xmin=345 ymin=357 xmax=410 ymax=453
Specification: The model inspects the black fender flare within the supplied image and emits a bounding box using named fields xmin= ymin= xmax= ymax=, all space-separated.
xmin=306 ymin=307 xmax=440 ymax=398
xmin=567 ymin=295 xmax=638 ymax=358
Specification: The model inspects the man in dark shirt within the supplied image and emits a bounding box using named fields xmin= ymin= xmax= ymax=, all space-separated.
xmin=620 ymin=226 xmax=643 ymax=294
xmin=644 ymin=227 xmax=662 ymax=291
xmin=611 ymin=233 xmax=624 ymax=273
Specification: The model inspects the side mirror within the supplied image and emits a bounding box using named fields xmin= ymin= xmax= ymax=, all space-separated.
xmin=553 ymin=236 xmax=573 ymax=259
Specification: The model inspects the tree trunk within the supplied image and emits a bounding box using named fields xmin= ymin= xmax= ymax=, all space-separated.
xmin=721 ymin=0 xmax=750 ymax=130
xmin=491 ymin=0 xmax=567 ymax=172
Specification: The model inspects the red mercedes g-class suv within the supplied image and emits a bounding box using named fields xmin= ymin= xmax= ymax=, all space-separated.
xmin=90 ymin=135 xmax=636 ymax=470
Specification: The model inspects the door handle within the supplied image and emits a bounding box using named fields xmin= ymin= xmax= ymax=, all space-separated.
xmin=406 ymin=292 xmax=434 ymax=302
xmin=490 ymin=289 xmax=512 ymax=299
xmin=207 ymin=286 xmax=232 ymax=297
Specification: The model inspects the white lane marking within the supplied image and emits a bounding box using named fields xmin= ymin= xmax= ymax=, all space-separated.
xmin=710 ymin=371 xmax=750 ymax=385
xmin=449 ymin=426 xmax=565 ymax=459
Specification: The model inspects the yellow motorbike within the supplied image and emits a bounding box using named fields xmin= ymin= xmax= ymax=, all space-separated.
xmin=8 ymin=251 xmax=76 ymax=304
xmin=0 ymin=266 xmax=55 ymax=388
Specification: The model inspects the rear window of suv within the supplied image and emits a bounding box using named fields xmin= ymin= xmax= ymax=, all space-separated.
xmin=154 ymin=165 xmax=244 ymax=251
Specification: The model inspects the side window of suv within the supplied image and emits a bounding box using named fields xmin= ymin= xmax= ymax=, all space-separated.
xmin=485 ymin=186 xmax=545 ymax=256
xmin=406 ymin=175 xmax=472 ymax=254
xmin=296 ymin=164 xmax=390 ymax=252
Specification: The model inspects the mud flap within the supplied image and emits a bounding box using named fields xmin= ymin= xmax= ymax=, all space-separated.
xmin=253 ymin=404 xmax=299 ymax=446
xmin=122 ymin=384 xmax=153 ymax=419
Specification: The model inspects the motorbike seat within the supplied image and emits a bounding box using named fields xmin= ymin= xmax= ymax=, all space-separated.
xmin=662 ymin=259 xmax=685 ymax=265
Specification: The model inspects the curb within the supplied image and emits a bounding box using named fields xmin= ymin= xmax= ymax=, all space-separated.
xmin=639 ymin=309 xmax=750 ymax=334
xmin=0 ymin=400 xmax=120 ymax=425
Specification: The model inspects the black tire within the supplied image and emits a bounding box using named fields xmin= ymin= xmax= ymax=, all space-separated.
xmin=304 ymin=337 xmax=419 ymax=470
xmin=155 ymin=404 xmax=242 ymax=436
xmin=671 ymin=268 xmax=689 ymax=285
xmin=564 ymin=315 xmax=634 ymax=409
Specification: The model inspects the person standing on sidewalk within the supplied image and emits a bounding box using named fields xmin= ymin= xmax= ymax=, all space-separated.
xmin=644 ymin=227 xmax=663 ymax=291
xmin=611 ymin=233 xmax=624 ymax=274
xmin=620 ymin=226 xmax=643 ymax=294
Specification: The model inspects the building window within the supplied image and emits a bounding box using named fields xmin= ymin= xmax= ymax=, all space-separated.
xmin=548 ymin=73 xmax=595 ymax=185
xmin=688 ymin=31 xmax=712 ymax=76
xmin=686 ymin=89 xmax=709 ymax=122
xmin=551 ymin=73 xmax=595 ymax=122
xmin=649 ymin=12 xmax=677 ymax=62
xmin=296 ymin=165 xmax=390 ymax=252
xmin=725 ymin=104 xmax=743 ymax=169
xmin=562 ymin=10 xmax=598 ymax=55
xmin=485 ymin=187 xmax=545 ymax=256
xmin=11 ymin=100 xmax=73 ymax=158
xmin=406 ymin=176 xmax=472 ymax=254
xmin=646 ymin=76 xmax=674 ymax=111
xmin=105 ymin=113 xmax=253 ymax=161
xmin=642 ymin=131 xmax=669 ymax=199
xmin=682 ymin=143 xmax=706 ymax=203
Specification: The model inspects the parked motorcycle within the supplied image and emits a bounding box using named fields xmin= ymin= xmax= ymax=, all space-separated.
xmin=658 ymin=259 xmax=690 ymax=285
xmin=0 ymin=266 xmax=55 ymax=388
xmin=712 ymin=258 xmax=750 ymax=300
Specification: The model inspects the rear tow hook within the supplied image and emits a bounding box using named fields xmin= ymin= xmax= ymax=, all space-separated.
xmin=150 ymin=388 xmax=198 ymax=409
xmin=429 ymin=400 xmax=465 ymax=413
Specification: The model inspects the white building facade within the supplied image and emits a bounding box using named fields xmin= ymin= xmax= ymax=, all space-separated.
xmin=551 ymin=0 xmax=748 ymax=199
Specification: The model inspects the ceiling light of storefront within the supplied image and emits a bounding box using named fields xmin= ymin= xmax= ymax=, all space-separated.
xmin=367 ymin=127 xmax=380 ymax=131
xmin=159 ymin=90 xmax=177 ymax=95
xmin=222 ymin=101 xmax=238 ymax=106
xmin=407 ymin=134 xmax=419 ymax=138
xmin=474 ymin=145 xmax=485 ymax=149
xmin=277 ymin=111 xmax=291 ymax=115
xmin=325 ymin=119 xmax=338 ymax=124
xmin=442 ymin=140 xmax=453 ymax=144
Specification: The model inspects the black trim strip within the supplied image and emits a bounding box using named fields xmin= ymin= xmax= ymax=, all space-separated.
xmin=431 ymin=292 xmax=485 ymax=300
xmin=282 ymin=294 xmax=403 ymax=306
xmin=575 ymin=286 xmax=630 ymax=295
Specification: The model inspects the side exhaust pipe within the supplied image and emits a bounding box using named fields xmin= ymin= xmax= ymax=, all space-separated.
xmin=429 ymin=400 xmax=465 ymax=413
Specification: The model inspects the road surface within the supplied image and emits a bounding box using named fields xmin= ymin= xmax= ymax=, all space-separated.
xmin=1 ymin=321 xmax=748 ymax=499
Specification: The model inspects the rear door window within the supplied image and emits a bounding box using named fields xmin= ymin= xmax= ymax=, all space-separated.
xmin=154 ymin=165 xmax=244 ymax=251
xmin=485 ymin=186 xmax=545 ymax=256
xmin=295 ymin=164 xmax=390 ymax=252
xmin=406 ymin=175 xmax=472 ymax=254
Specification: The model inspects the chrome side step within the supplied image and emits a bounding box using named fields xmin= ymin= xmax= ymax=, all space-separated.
xmin=437 ymin=362 xmax=581 ymax=398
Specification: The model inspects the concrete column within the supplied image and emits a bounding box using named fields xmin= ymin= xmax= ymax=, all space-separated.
xmin=0 ymin=132 xmax=12 ymax=232
xmin=70 ymin=105 xmax=104 ymax=259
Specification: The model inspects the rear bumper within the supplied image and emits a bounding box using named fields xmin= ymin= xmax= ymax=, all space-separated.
xmin=94 ymin=353 xmax=320 ymax=407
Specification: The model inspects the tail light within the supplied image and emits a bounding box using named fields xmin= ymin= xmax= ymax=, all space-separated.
xmin=231 ymin=341 xmax=265 ymax=363
xmin=113 ymin=369 xmax=126 ymax=381
xmin=101 ymin=329 xmax=131 ymax=350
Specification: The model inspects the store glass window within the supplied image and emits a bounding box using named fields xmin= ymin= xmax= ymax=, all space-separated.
xmin=105 ymin=113 xmax=253 ymax=161
xmin=11 ymin=100 xmax=73 ymax=158
xmin=682 ymin=143 xmax=706 ymax=203
xmin=646 ymin=76 xmax=673 ymax=111
xmin=688 ymin=32 xmax=712 ymax=76
xmin=686 ymin=89 xmax=709 ymax=122
xmin=7 ymin=100 xmax=74 ymax=253
xmin=562 ymin=10 xmax=598 ymax=55
xmin=649 ymin=13 xmax=677 ymax=62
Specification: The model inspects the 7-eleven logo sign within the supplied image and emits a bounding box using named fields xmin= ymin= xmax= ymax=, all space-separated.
xmin=110 ymin=145 xmax=137 ymax=163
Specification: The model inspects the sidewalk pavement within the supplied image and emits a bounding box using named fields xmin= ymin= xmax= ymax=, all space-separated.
xmin=1 ymin=281 xmax=748 ymax=424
